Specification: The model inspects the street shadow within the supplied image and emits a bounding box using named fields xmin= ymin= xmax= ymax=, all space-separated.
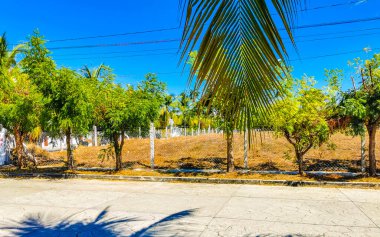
xmin=304 ymin=158 xmax=360 ymax=172
xmin=163 ymin=157 xmax=226 ymax=169
xmin=1 ymin=207 xmax=196 ymax=236
xmin=252 ymin=161 xmax=280 ymax=171
xmin=130 ymin=209 xmax=195 ymax=237
xmin=254 ymin=234 xmax=308 ymax=237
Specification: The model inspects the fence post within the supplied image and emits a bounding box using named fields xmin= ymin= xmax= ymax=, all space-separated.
xmin=185 ymin=127 xmax=187 ymax=136
xmin=93 ymin=125 xmax=98 ymax=147
xmin=139 ymin=127 xmax=141 ymax=139
xmin=150 ymin=122 xmax=155 ymax=169
xmin=165 ymin=127 xmax=168 ymax=139
xmin=191 ymin=128 xmax=194 ymax=136
xmin=361 ymin=134 xmax=366 ymax=173
xmin=244 ymin=128 xmax=248 ymax=169
xmin=60 ymin=137 xmax=63 ymax=151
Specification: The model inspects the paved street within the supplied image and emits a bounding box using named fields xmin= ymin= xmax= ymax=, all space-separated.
xmin=0 ymin=178 xmax=379 ymax=236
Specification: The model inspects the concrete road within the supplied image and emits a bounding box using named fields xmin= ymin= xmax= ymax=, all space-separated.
xmin=0 ymin=179 xmax=379 ymax=236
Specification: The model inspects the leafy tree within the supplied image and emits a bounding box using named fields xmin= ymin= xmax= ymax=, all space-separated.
xmin=44 ymin=68 xmax=94 ymax=170
xmin=20 ymin=31 xmax=56 ymax=96
xmin=0 ymin=67 xmax=43 ymax=168
xmin=80 ymin=64 xmax=109 ymax=145
xmin=96 ymin=73 xmax=165 ymax=171
xmin=20 ymin=32 xmax=93 ymax=170
xmin=0 ymin=33 xmax=24 ymax=98
xmin=137 ymin=73 xmax=167 ymax=133
xmin=0 ymin=33 xmax=43 ymax=168
xmin=176 ymin=91 xmax=196 ymax=128
xmin=271 ymin=75 xmax=330 ymax=175
xmin=158 ymin=94 xmax=174 ymax=128
xmin=138 ymin=73 xmax=166 ymax=105
xmin=339 ymin=54 xmax=380 ymax=176
xmin=187 ymin=50 xmax=242 ymax=172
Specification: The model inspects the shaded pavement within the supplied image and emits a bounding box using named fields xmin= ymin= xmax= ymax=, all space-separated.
xmin=0 ymin=178 xmax=379 ymax=236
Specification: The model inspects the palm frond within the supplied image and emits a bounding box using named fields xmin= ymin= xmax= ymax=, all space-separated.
xmin=0 ymin=33 xmax=25 ymax=69
xmin=0 ymin=33 xmax=7 ymax=61
xmin=80 ymin=65 xmax=92 ymax=79
xmin=180 ymin=0 xmax=301 ymax=129
xmin=6 ymin=43 xmax=25 ymax=68
xmin=81 ymin=64 xmax=106 ymax=80
xmin=94 ymin=64 xmax=105 ymax=78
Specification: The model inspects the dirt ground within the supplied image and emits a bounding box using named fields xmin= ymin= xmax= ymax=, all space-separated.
xmin=41 ymin=131 xmax=380 ymax=172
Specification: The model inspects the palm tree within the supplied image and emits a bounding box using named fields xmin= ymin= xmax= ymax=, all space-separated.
xmin=178 ymin=92 xmax=192 ymax=127
xmin=180 ymin=1 xmax=300 ymax=172
xmin=159 ymin=94 xmax=174 ymax=128
xmin=81 ymin=64 xmax=107 ymax=81
xmin=0 ymin=33 xmax=24 ymax=71
xmin=80 ymin=64 xmax=107 ymax=146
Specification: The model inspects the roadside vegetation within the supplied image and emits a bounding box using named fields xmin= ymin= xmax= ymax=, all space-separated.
xmin=1 ymin=0 xmax=380 ymax=179
xmin=1 ymin=31 xmax=380 ymax=179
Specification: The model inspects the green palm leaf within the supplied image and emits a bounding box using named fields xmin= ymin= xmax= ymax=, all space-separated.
xmin=180 ymin=0 xmax=300 ymax=129
xmin=0 ymin=33 xmax=25 ymax=69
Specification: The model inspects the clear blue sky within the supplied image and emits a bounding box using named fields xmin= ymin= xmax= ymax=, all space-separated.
xmin=1 ymin=0 xmax=379 ymax=93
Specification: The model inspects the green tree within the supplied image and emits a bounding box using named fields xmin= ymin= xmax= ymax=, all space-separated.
xmin=0 ymin=33 xmax=43 ymax=169
xmin=158 ymin=94 xmax=174 ymax=128
xmin=339 ymin=54 xmax=380 ymax=176
xmin=20 ymin=32 xmax=93 ymax=170
xmin=20 ymin=31 xmax=56 ymax=96
xmin=0 ymin=33 xmax=25 ymax=97
xmin=177 ymin=91 xmax=193 ymax=128
xmin=96 ymin=73 xmax=165 ymax=171
xmin=0 ymin=68 xmax=43 ymax=168
xmin=187 ymin=50 xmax=240 ymax=172
xmin=271 ymin=75 xmax=330 ymax=175
xmin=44 ymin=68 xmax=94 ymax=170
xmin=80 ymin=64 xmax=110 ymax=146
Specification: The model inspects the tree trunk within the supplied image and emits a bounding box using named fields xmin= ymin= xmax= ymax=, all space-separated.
xmin=113 ymin=132 xmax=124 ymax=171
xmin=367 ymin=124 xmax=377 ymax=176
xmin=226 ymin=128 xmax=234 ymax=172
xmin=296 ymin=152 xmax=304 ymax=176
xmin=115 ymin=148 xmax=122 ymax=171
xmin=66 ymin=128 xmax=74 ymax=170
xmin=13 ymin=127 xmax=23 ymax=169
xmin=361 ymin=134 xmax=366 ymax=174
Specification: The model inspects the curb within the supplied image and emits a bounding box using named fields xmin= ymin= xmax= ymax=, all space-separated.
xmin=0 ymin=172 xmax=379 ymax=188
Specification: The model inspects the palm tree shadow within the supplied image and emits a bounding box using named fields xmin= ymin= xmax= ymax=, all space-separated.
xmin=130 ymin=209 xmax=194 ymax=237
xmin=1 ymin=207 xmax=196 ymax=236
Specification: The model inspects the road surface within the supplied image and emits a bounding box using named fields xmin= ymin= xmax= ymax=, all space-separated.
xmin=0 ymin=178 xmax=379 ymax=236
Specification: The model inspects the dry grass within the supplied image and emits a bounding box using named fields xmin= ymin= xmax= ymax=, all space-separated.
xmin=42 ymin=131 xmax=380 ymax=172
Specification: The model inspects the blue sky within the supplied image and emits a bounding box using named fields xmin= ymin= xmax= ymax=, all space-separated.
xmin=1 ymin=0 xmax=379 ymax=93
